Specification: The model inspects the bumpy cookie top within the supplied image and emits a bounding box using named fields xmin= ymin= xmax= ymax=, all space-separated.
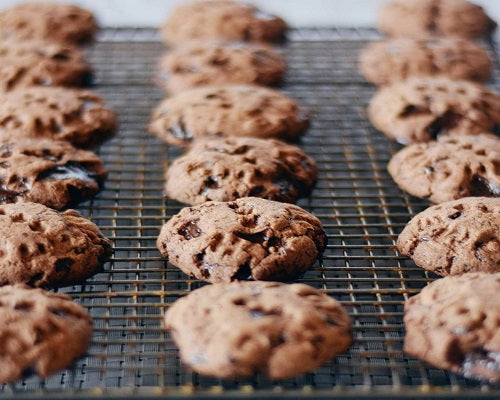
xmin=149 ymin=85 xmax=309 ymax=146
xmin=388 ymin=134 xmax=500 ymax=203
xmin=368 ymin=77 xmax=500 ymax=144
xmin=157 ymin=42 xmax=285 ymax=94
xmin=161 ymin=0 xmax=287 ymax=45
xmin=379 ymin=0 xmax=496 ymax=39
xmin=397 ymin=197 xmax=499 ymax=276
xmin=0 ymin=284 xmax=92 ymax=383
xmin=0 ymin=87 xmax=117 ymax=147
xmin=157 ymin=197 xmax=327 ymax=283
xmin=0 ymin=39 xmax=91 ymax=91
xmin=0 ymin=138 xmax=106 ymax=209
xmin=0 ymin=202 xmax=112 ymax=287
xmin=404 ymin=273 xmax=500 ymax=381
xmin=165 ymin=281 xmax=351 ymax=379
xmin=0 ymin=2 xmax=97 ymax=44
xmin=359 ymin=37 xmax=492 ymax=86
xmin=164 ymin=137 xmax=317 ymax=205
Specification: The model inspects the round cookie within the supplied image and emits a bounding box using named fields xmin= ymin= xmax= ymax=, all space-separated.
xmin=164 ymin=137 xmax=317 ymax=205
xmin=0 ymin=87 xmax=117 ymax=148
xmin=0 ymin=2 xmax=97 ymax=45
xmin=0 ymin=39 xmax=92 ymax=92
xmin=397 ymin=197 xmax=499 ymax=276
xmin=359 ymin=37 xmax=492 ymax=86
xmin=0 ymin=284 xmax=92 ymax=383
xmin=378 ymin=0 xmax=496 ymax=39
xmin=368 ymin=77 xmax=500 ymax=144
xmin=161 ymin=0 xmax=287 ymax=45
xmin=165 ymin=281 xmax=352 ymax=379
xmin=404 ymin=273 xmax=500 ymax=381
xmin=0 ymin=202 xmax=112 ymax=288
xmin=157 ymin=42 xmax=285 ymax=94
xmin=388 ymin=134 xmax=500 ymax=203
xmin=149 ymin=85 xmax=309 ymax=147
xmin=157 ymin=197 xmax=327 ymax=283
xmin=0 ymin=138 xmax=107 ymax=210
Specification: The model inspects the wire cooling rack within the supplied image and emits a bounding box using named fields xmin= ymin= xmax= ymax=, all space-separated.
xmin=1 ymin=27 xmax=499 ymax=399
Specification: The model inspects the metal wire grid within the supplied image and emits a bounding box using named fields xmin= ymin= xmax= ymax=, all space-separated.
xmin=1 ymin=28 xmax=499 ymax=398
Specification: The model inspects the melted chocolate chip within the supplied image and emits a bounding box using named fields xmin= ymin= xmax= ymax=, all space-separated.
xmin=36 ymin=162 xmax=98 ymax=183
xmin=52 ymin=51 xmax=70 ymax=61
xmin=54 ymin=258 xmax=75 ymax=272
xmin=448 ymin=211 xmax=461 ymax=220
xmin=234 ymin=231 xmax=266 ymax=244
xmin=178 ymin=221 xmax=201 ymax=240
xmin=470 ymin=175 xmax=500 ymax=197
xmin=426 ymin=111 xmax=462 ymax=139
xmin=232 ymin=263 xmax=252 ymax=280
xmin=399 ymin=104 xmax=428 ymax=118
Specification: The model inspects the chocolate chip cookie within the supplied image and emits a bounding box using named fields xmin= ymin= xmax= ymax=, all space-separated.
xmin=164 ymin=137 xmax=317 ymax=205
xmin=149 ymin=85 xmax=309 ymax=147
xmin=0 ymin=87 xmax=117 ymax=147
xmin=0 ymin=138 xmax=106 ymax=209
xmin=157 ymin=42 xmax=285 ymax=94
xmin=0 ymin=284 xmax=92 ymax=383
xmin=360 ymin=37 xmax=492 ymax=86
xmin=404 ymin=273 xmax=500 ymax=381
xmin=157 ymin=197 xmax=327 ymax=283
xmin=368 ymin=77 xmax=500 ymax=144
xmin=397 ymin=197 xmax=499 ymax=276
xmin=165 ymin=281 xmax=351 ymax=379
xmin=0 ymin=2 xmax=97 ymax=45
xmin=388 ymin=134 xmax=500 ymax=203
xmin=0 ymin=202 xmax=111 ymax=288
xmin=0 ymin=39 xmax=92 ymax=91
xmin=161 ymin=0 xmax=287 ymax=45
xmin=378 ymin=0 xmax=497 ymax=39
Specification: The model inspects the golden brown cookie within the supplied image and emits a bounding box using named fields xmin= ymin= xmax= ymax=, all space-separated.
xmin=149 ymin=85 xmax=309 ymax=147
xmin=161 ymin=0 xmax=287 ymax=45
xmin=165 ymin=281 xmax=351 ymax=379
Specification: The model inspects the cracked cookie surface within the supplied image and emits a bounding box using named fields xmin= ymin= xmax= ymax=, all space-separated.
xmin=368 ymin=77 xmax=500 ymax=144
xmin=0 ymin=202 xmax=112 ymax=288
xmin=0 ymin=39 xmax=92 ymax=92
xmin=0 ymin=284 xmax=92 ymax=383
xmin=165 ymin=281 xmax=351 ymax=379
xmin=149 ymin=85 xmax=309 ymax=147
xmin=397 ymin=197 xmax=499 ymax=276
xmin=160 ymin=0 xmax=286 ymax=45
xmin=0 ymin=2 xmax=97 ymax=44
xmin=359 ymin=37 xmax=492 ymax=86
xmin=157 ymin=197 xmax=326 ymax=283
xmin=157 ymin=42 xmax=285 ymax=94
xmin=388 ymin=134 xmax=500 ymax=203
xmin=378 ymin=0 xmax=496 ymax=39
xmin=0 ymin=138 xmax=106 ymax=209
xmin=404 ymin=273 xmax=500 ymax=381
xmin=164 ymin=137 xmax=317 ymax=205
xmin=0 ymin=87 xmax=116 ymax=147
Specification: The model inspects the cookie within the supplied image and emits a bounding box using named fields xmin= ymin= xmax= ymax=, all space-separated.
xmin=0 ymin=284 xmax=93 ymax=383
xmin=397 ymin=197 xmax=499 ymax=276
xmin=404 ymin=273 xmax=500 ymax=381
xmin=0 ymin=2 xmax=97 ymax=45
xmin=0 ymin=87 xmax=117 ymax=147
xmin=0 ymin=202 xmax=111 ymax=288
xmin=157 ymin=197 xmax=327 ymax=283
xmin=359 ymin=37 xmax=492 ymax=86
xmin=378 ymin=0 xmax=497 ymax=39
xmin=165 ymin=281 xmax=351 ymax=379
xmin=164 ymin=137 xmax=317 ymax=205
xmin=0 ymin=39 xmax=92 ymax=92
xmin=149 ymin=85 xmax=309 ymax=147
xmin=157 ymin=42 xmax=285 ymax=94
xmin=0 ymin=138 xmax=106 ymax=210
xmin=368 ymin=77 xmax=500 ymax=144
xmin=388 ymin=134 xmax=500 ymax=203
xmin=161 ymin=0 xmax=287 ymax=45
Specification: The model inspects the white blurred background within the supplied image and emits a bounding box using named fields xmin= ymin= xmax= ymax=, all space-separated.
xmin=0 ymin=0 xmax=499 ymax=32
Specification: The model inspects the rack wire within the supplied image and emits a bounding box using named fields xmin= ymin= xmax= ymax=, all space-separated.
xmin=1 ymin=27 xmax=499 ymax=399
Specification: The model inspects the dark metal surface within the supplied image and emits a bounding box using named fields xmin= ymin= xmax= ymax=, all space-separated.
xmin=1 ymin=27 xmax=499 ymax=398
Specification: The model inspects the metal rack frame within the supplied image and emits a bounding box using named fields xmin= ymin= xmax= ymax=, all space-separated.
xmin=1 ymin=27 xmax=499 ymax=399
